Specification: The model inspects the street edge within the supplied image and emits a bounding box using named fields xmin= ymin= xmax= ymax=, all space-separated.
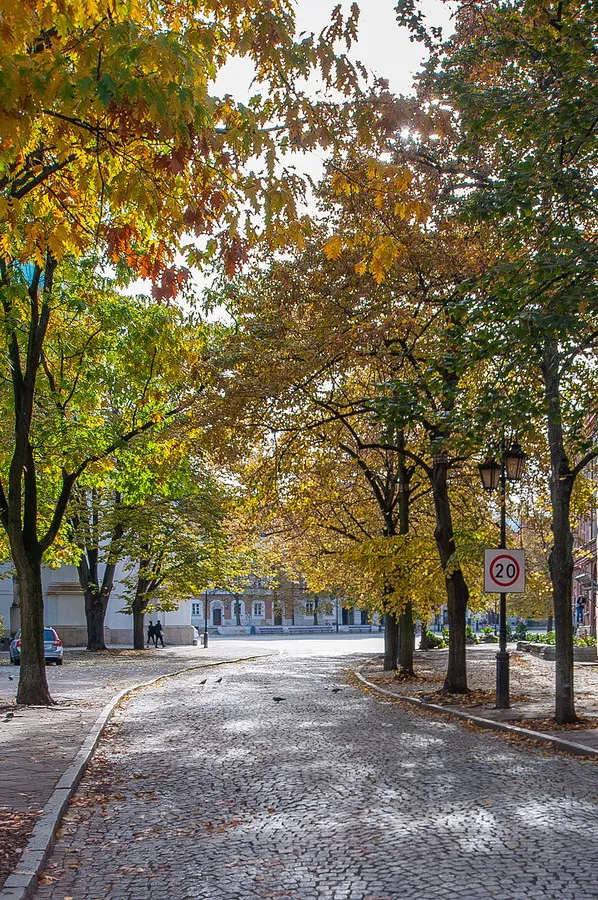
xmin=354 ymin=668 xmax=598 ymax=760
xmin=0 ymin=654 xmax=272 ymax=900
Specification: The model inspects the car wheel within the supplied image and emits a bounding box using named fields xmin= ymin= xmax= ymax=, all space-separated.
xmin=56 ymin=659 xmax=63 ymax=665
xmin=13 ymin=659 xmax=20 ymax=666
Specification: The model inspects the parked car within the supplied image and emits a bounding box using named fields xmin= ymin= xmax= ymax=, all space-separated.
xmin=9 ymin=627 xmax=64 ymax=665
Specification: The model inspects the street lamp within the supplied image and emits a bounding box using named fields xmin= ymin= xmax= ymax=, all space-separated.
xmin=478 ymin=440 xmax=527 ymax=708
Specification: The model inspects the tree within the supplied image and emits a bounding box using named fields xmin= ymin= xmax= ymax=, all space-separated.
xmin=0 ymin=0 xmax=364 ymax=703
xmin=313 ymin=157 xmax=493 ymax=692
xmin=394 ymin=0 xmax=598 ymax=721
xmin=0 ymin=264 xmax=200 ymax=702
xmin=119 ymin=476 xmax=231 ymax=650
xmin=64 ymin=295 xmax=213 ymax=650
xmin=210 ymin=201 xmax=491 ymax=684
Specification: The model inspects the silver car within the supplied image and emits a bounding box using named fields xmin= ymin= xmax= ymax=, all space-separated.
xmin=9 ymin=627 xmax=64 ymax=665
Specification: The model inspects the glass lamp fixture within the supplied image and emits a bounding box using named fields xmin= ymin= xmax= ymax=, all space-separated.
xmin=504 ymin=441 xmax=527 ymax=482
xmin=479 ymin=457 xmax=500 ymax=491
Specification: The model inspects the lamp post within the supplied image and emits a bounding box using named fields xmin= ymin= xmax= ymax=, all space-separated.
xmin=479 ymin=440 xmax=527 ymax=709
xmin=203 ymin=589 xmax=209 ymax=650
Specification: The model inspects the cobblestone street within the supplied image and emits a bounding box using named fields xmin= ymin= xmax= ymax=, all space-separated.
xmin=34 ymin=654 xmax=598 ymax=900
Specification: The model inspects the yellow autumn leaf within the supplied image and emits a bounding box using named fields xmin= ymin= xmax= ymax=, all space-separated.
xmin=323 ymin=234 xmax=344 ymax=261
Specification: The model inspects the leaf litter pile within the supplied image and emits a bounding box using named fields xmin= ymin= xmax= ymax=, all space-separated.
xmin=361 ymin=647 xmax=598 ymax=734
xmin=0 ymin=809 xmax=40 ymax=888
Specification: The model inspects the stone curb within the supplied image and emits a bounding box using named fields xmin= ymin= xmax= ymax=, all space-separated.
xmin=0 ymin=653 xmax=273 ymax=900
xmin=354 ymin=668 xmax=598 ymax=760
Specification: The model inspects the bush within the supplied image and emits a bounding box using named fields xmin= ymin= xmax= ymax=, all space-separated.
xmin=441 ymin=627 xmax=450 ymax=643
xmin=424 ymin=630 xmax=447 ymax=649
xmin=515 ymin=621 xmax=528 ymax=640
xmin=574 ymin=634 xmax=597 ymax=647
xmin=465 ymin=625 xmax=479 ymax=645
xmin=480 ymin=625 xmax=498 ymax=643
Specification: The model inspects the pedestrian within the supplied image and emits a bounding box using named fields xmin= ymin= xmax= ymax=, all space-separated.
xmin=147 ymin=620 xmax=156 ymax=648
xmin=576 ymin=597 xmax=585 ymax=624
xmin=155 ymin=619 xmax=165 ymax=648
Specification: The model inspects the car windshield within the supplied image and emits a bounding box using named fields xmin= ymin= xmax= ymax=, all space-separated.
xmin=43 ymin=628 xmax=57 ymax=640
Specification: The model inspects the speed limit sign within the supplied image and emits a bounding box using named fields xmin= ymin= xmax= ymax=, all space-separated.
xmin=484 ymin=549 xmax=525 ymax=593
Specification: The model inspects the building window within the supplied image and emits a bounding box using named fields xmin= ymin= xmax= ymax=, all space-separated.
xmin=253 ymin=602 xmax=264 ymax=617
xmin=192 ymin=602 xmax=201 ymax=616
xmin=305 ymin=600 xmax=314 ymax=613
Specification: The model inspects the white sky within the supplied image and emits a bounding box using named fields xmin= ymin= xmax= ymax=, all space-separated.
xmin=293 ymin=0 xmax=453 ymax=94
xmin=216 ymin=0 xmax=454 ymax=100
xmin=211 ymin=0 xmax=454 ymax=188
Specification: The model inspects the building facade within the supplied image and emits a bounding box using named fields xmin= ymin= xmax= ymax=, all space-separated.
xmin=0 ymin=563 xmax=194 ymax=646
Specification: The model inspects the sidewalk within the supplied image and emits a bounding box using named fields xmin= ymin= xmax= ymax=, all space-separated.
xmin=359 ymin=643 xmax=598 ymax=753
xmin=0 ymin=642 xmax=276 ymax=893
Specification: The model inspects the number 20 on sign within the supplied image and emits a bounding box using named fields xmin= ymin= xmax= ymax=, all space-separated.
xmin=484 ymin=549 xmax=526 ymax=593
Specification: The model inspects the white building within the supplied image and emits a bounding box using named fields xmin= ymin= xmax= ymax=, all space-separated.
xmin=0 ymin=563 xmax=194 ymax=646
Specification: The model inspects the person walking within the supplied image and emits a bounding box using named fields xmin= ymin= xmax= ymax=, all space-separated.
xmin=155 ymin=619 xmax=165 ymax=648
xmin=147 ymin=620 xmax=156 ymax=648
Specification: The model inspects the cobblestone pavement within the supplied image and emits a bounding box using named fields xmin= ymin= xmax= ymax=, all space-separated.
xmin=34 ymin=655 xmax=598 ymax=900
xmin=0 ymin=643 xmax=275 ymax=814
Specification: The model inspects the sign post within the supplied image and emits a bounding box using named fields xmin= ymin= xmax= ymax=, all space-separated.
xmin=484 ymin=549 xmax=525 ymax=709
xmin=484 ymin=550 xmax=526 ymax=594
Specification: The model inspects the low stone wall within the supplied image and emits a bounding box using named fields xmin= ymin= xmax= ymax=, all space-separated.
xmin=109 ymin=626 xmax=195 ymax=646
xmin=517 ymin=641 xmax=597 ymax=662
xmin=57 ymin=625 xmax=196 ymax=647
xmin=56 ymin=625 xmax=89 ymax=647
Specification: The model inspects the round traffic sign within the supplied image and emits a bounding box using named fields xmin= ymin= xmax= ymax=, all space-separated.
xmin=489 ymin=553 xmax=521 ymax=588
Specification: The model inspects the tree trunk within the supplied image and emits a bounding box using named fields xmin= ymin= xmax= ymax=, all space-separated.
xmin=384 ymin=612 xmax=399 ymax=671
xmin=396 ymin=430 xmax=414 ymax=675
xmin=419 ymin=619 xmax=430 ymax=650
xmin=84 ymin=590 xmax=108 ymax=651
xmin=431 ymin=457 xmax=469 ymax=693
xmin=132 ymin=598 xmax=146 ymax=650
xmin=2 ymin=257 xmax=59 ymax=705
xmin=75 ymin=505 xmax=123 ymax=652
xmin=398 ymin=601 xmax=415 ymax=675
xmin=547 ymin=615 xmax=553 ymax=633
xmin=543 ymin=340 xmax=577 ymax=724
xmin=15 ymin=551 xmax=53 ymax=705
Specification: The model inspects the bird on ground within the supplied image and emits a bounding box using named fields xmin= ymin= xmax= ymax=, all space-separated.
xmin=331 ymin=687 xmax=342 ymax=693
xmin=214 ymin=677 xmax=222 ymax=684
xmin=8 ymin=675 xmax=14 ymax=681
xmin=198 ymin=679 xmax=207 ymax=685
xmin=272 ymin=697 xmax=286 ymax=702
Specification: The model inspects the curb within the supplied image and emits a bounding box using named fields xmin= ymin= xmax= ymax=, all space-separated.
xmin=354 ymin=669 xmax=598 ymax=760
xmin=0 ymin=654 xmax=272 ymax=900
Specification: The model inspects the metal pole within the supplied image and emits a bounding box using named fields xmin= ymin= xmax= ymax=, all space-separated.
xmin=496 ymin=443 xmax=510 ymax=708
xmin=203 ymin=589 xmax=209 ymax=650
